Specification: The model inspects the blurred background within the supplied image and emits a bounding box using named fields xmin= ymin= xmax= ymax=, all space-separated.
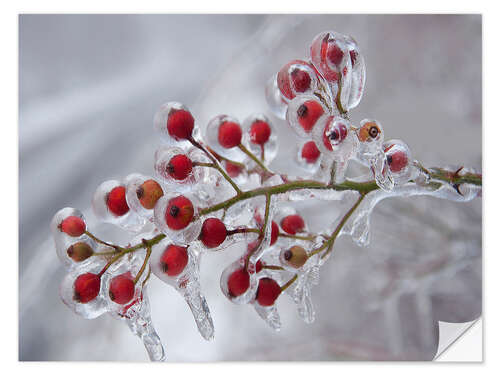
xmin=19 ymin=14 xmax=481 ymax=361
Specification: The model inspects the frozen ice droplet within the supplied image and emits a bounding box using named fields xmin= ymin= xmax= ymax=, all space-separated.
xmin=150 ymin=239 xmax=214 ymax=340
xmin=123 ymin=290 xmax=166 ymax=361
xmin=265 ymin=74 xmax=288 ymax=119
xmin=345 ymin=35 xmax=366 ymax=110
xmin=252 ymin=302 xmax=281 ymax=331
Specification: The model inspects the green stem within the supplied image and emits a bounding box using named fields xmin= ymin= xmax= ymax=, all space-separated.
xmin=308 ymin=193 xmax=365 ymax=259
xmin=200 ymin=179 xmax=378 ymax=216
xmin=134 ymin=244 xmax=152 ymax=284
xmin=281 ymin=274 xmax=298 ymax=292
xmin=237 ymin=144 xmax=270 ymax=173
xmin=189 ymin=137 xmax=243 ymax=195
xmin=85 ymin=231 xmax=123 ymax=251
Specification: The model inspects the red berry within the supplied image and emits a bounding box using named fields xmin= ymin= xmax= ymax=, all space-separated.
xmin=160 ymin=244 xmax=189 ymax=277
xmin=167 ymin=109 xmax=194 ymax=140
xmin=73 ymin=273 xmax=101 ymax=303
xmin=60 ymin=216 xmax=86 ymax=237
xmin=385 ymin=145 xmax=409 ymax=173
xmin=249 ymin=120 xmax=271 ymax=145
xmin=109 ymin=272 xmax=135 ymax=305
xmin=67 ymin=242 xmax=93 ymax=262
xmin=225 ymin=161 xmax=243 ymax=177
xmin=106 ymin=186 xmax=129 ymax=216
xmin=165 ymin=195 xmax=194 ymax=230
xmin=200 ymin=218 xmax=227 ymax=248
xmin=280 ymin=214 xmax=305 ymax=235
xmin=256 ymin=277 xmax=281 ymax=306
xmin=290 ymin=68 xmax=312 ymax=94
xmin=301 ymin=141 xmax=321 ymax=164
xmin=227 ymin=268 xmax=250 ymax=297
xmin=166 ymin=154 xmax=193 ymax=180
xmin=297 ymin=100 xmax=324 ymax=133
xmin=282 ymin=245 xmax=308 ymax=268
xmin=277 ymin=60 xmax=314 ymax=100
xmin=255 ymin=259 xmax=263 ymax=273
xmin=270 ymin=221 xmax=279 ymax=246
xmin=136 ymin=179 xmax=164 ymax=209
xmin=218 ymin=121 xmax=242 ymax=148
xmin=327 ymin=43 xmax=344 ymax=66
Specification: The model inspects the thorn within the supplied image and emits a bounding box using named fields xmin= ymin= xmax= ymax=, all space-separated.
xmin=453 ymin=183 xmax=463 ymax=196
xmin=453 ymin=166 xmax=464 ymax=178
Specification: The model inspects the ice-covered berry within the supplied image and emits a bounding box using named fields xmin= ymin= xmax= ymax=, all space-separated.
xmin=249 ymin=120 xmax=271 ymax=145
xmin=167 ymin=109 xmax=195 ymax=141
xmin=227 ymin=268 xmax=250 ymax=297
xmin=200 ymin=218 xmax=227 ymax=248
xmin=281 ymin=245 xmax=308 ymax=269
xmin=385 ymin=144 xmax=409 ymax=173
xmin=160 ymin=244 xmax=189 ymax=277
xmin=256 ymin=277 xmax=281 ymax=306
xmin=280 ymin=214 xmax=305 ymax=235
xmin=165 ymin=195 xmax=194 ymax=230
xmin=297 ymin=100 xmax=324 ymax=133
xmin=224 ymin=161 xmax=243 ymax=178
xmin=218 ymin=121 xmax=242 ymax=148
xmin=136 ymin=179 xmax=164 ymax=209
xmin=277 ymin=60 xmax=316 ymax=100
xmin=109 ymin=272 xmax=135 ymax=305
xmin=59 ymin=216 xmax=86 ymax=237
xmin=270 ymin=221 xmax=279 ymax=246
xmin=301 ymin=141 xmax=321 ymax=164
xmin=67 ymin=242 xmax=94 ymax=262
xmin=166 ymin=154 xmax=193 ymax=180
xmin=106 ymin=186 xmax=129 ymax=216
xmin=73 ymin=273 xmax=101 ymax=303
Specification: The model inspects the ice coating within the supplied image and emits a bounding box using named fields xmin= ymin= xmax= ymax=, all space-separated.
xmin=124 ymin=290 xmax=166 ymax=361
xmin=153 ymin=101 xmax=197 ymax=149
xmin=150 ymin=239 xmax=214 ymax=340
xmin=265 ymin=74 xmax=288 ymax=119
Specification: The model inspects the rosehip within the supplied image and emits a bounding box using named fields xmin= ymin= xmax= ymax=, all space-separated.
xmin=67 ymin=242 xmax=93 ymax=262
xmin=322 ymin=117 xmax=348 ymax=151
xmin=73 ymin=272 xmax=101 ymax=303
xmin=166 ymin=154 xmax=193 ymax=180
xmin=358 ymin=120 xmax=382 ymax=143
xmin=277 ymin=60 xmax=315 ymax=100
xmin=249 ymin=120 xmax=271 ymax=145
xmin=106 ymin=186 xmax=129 ymax=216
xmin=136 ymin=179 xmax=164 ymax=209
xmin=301 ymin=141 xmax=321 ymax=164
xmin=224 ymin=161 xmax=243 ymax=178
xmin=385 ymin=144 xmax=409 ymax=173
xmin=59 ymin=216 xmax=86 ymax=237
xmin=227 ymin=268 xmax=250 ymax=297
xmin=167 ymin=109 xmax=195 ymax=140
xmin=160 ymin=244 xmax=189 ymax=277
xmin=280 ymin=214 xmax=305 ymax=235
xmin=109 ymin=272 xmax=135 ymax=305
xmin=281 ymin=245 xmax=308 ymax=269
xmin=165 ymin=195 xmax=194 ymax=230
xmin=199 ymin=218 xmax=227 ymax=248
xmin=297 ymin=100 xmax=324 ymax=133
xmin=256 ymin=277 xmax=281 ymax=306
xmin=310 ymin=32 xmax=348 ymax=81
xmin=256 ymin=259 xmax=263 ymax=273
xmin=218 ymin=121 xmax=242 ymax=148
xmin=270 ymin=221 xmax=279 ymax=246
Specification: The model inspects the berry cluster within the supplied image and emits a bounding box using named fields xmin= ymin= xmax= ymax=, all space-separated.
xmin=51 ymin=30 xmax=481 ymax=361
